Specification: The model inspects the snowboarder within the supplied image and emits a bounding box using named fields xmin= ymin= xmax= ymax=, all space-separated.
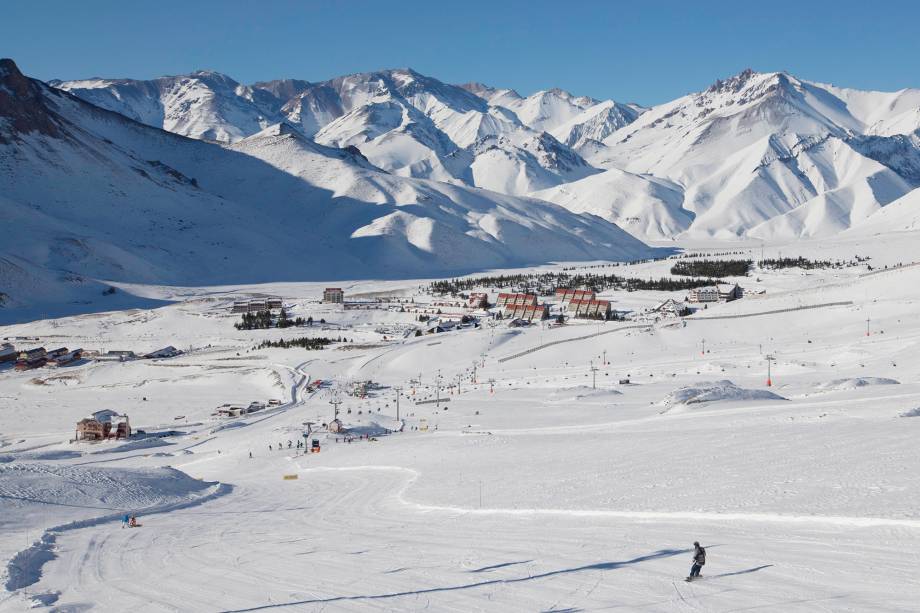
xmin=687 ymin=541 xmax=706 ymax=580
xmin=122 ymin=513 xmax=130 ymax=529
xmin=129 ymin=515 xmax=139 ymax=528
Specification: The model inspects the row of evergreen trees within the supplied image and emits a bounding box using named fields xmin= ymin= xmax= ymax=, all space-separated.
xmin=760 ymin=256 xmax=838 ymax=270
xmin=235 ymin=309 xmax=324 ymax=330
xmin=670 ymin=259 xmax=752 ymax=277
xmin=255 ymin=336 xmax=337 ymax=350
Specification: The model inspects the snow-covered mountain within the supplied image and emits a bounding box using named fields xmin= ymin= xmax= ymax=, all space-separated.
xmin=40 ymin=64 xmax=920 ymax=244
xmin=546 ymin=70 xmax=920 ymax=239
xmin=0 ymin=59 xmax=653 ymax=319
xmin=56 ymin=69 xmax=612 ymax=196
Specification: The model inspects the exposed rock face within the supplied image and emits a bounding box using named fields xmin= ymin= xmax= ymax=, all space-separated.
xmin=0 ymin=58 xmax=60 ymax=142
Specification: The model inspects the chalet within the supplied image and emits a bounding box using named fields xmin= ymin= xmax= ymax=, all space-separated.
xmin=14 ymin=357 xmax=46 ymax=371
xmin=0 ymin=343 xmax=15 ymax=363
xmin=466 ymin=292 xmax=489 ymax=309
xmin=688 ymin=284 xmax=743 ymax=303
xmin=47 ymin=347 xmax=68 ymax=359
xmin=649 ymin=299 xmax=688 ymax=319
xmin=230 ymin=297 xmax=284 ymax=313
xmin=77 ymin=410 xmax=131 ymax=440
xmin=49 ymin=348 xmax=83 ymax=366
xmin=76 ymin=418 xmax=105 ymax=441
xmin=323 ymin=288 xmax=345 ymax=303
xmin=504 ymin=304 xmax=549 ymax=322
xmin=328 ymin=418 xmax=345 ymax=433
xmin=216 ymin=405 xmax=247 ymax=417
xmin=555 ymin=288 xmax=596 ymax=303
xmin=18 ymin=347 xmax=46 ymax=362
xmin=568 ymin=299 xmax=612 ymax=319
xmin=144 ymin=346 xmax=181 ymax=359
xmin=496 ymin=293 xmax=538 ymax=309
xmin=687 ymin=286 xmax=720 ymax=303
xmin=100 ymin=350 xmax=136 ymax=361
xmin=426 ymin=318 xmax=462 ymax=333
xmin=247 ymin=401 xmax=266 ymax=413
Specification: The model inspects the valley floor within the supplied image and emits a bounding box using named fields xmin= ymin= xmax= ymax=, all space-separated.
xmin=1 ymin=236 xmax=920 ymax=611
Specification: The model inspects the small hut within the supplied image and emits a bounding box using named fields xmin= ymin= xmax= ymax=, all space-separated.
xmin=328 ymin=418 xmax=345 ymax=433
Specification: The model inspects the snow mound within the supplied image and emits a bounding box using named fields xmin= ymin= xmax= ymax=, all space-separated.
xmin=817 ymin=377 xmax=900 ymax=391
xmin=1 ymin=463 xmax=224 ymax=591
xmin=343 ymin=420 xmax=398 ymax=436
xmin=547 ymin=386 xmax=623 ymax=403
xmin=0 ymin=463 xmax=215 ymax=513
xmin=660 ymin=380 xmax=785 ymax=410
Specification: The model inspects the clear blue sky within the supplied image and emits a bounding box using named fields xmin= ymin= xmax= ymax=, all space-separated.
xmin=6 ymin=0 xmax=919 ymax=105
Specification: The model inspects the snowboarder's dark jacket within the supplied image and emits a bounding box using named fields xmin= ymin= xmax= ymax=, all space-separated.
xmin=693 ymin=546 xmax=706 ymax=565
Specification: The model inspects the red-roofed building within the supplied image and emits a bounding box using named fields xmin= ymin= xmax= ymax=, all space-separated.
xmin=568 ymin=298 xmax=612 ymax=319
xmin=504 ymin=304 xmax=549 ymax=322
xmin=555 ymin=288 xmax=596 ymax=303
xmin=496 ymin=293 xmax=538 ymax=308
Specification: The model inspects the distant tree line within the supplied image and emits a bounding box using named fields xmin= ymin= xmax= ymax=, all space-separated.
xmin=670 ymin=259 xmax=752 ymax=278
xmin=255 ymin=336 xmax=337 ymax=350
xmin=759 ymin=257 xmax=840 ymax=270
xmin=429 ymin=272 xmax=721 ymax=296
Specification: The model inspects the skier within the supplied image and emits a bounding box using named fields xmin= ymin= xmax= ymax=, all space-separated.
xmin=122 ymin=513 xmax=130 ymax=529
xmin=269 ymin=444 xmax=273 ymax=451
xmin=687 ymin=541 xmax=706 ymax=580
xmin=249 ymin=451 xmax=253 ymax=459
xmin=129 ymin=514 xmax=139 ymax=528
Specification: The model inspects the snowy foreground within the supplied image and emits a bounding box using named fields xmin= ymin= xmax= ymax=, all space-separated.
xmin=2 ymin=239 xmax=920 ymax=611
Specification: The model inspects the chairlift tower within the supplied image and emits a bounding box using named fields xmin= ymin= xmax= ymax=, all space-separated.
xmin=393 ymin=386 xmax=403 ymax=422
xmin=329 ymin=393 xmax=342 ymax=422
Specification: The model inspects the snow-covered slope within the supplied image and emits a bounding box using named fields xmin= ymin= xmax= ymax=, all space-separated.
xmin=0 ymin=59 xmax=653 ymax=320
xmin=531 ymin=169 xmax=690 ymax=239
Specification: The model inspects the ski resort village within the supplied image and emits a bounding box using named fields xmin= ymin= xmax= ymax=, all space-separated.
xmin=4 ymin=10 xmax=920 ymax=608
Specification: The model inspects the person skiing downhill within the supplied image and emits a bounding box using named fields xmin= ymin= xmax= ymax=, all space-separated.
xmin=687 ymin=541 xmax=706 ymax=580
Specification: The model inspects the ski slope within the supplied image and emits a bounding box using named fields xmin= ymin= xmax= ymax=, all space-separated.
xmin=1 ymin=235 xmax=920 ymax=610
